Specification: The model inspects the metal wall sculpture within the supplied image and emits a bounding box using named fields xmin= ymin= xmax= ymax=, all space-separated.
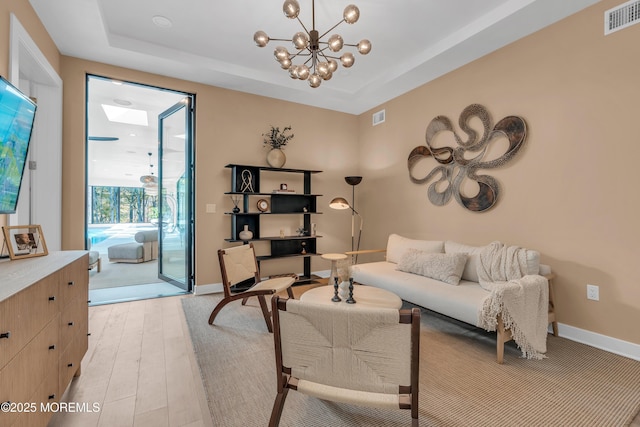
xmin=407 ymin=104 xmax=527 ymax=212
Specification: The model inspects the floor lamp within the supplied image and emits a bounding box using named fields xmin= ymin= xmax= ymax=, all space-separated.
xmin=330 ymin=175 xmax=363 ymax=263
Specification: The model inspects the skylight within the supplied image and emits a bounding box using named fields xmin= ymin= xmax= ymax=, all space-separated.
xmin=101 ymin=104 xmax=148 ymax=126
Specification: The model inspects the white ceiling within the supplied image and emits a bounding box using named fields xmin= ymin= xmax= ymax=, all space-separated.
xmin=29 ymin=0 xmax=599 ymax=115
xmin=28 ymin=0 xmax=600 ymax=188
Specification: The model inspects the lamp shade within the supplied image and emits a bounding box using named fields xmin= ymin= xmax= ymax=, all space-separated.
xmin=329 ymin=197 xmax=350 ymax=210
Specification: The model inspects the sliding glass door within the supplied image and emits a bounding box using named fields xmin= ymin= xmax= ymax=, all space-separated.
xmin=158 ymin=97 xmax=194 ymax=291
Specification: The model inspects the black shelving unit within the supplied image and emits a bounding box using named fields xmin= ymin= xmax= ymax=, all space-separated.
xmin=224 ymin=164 xmax=322 ymax=282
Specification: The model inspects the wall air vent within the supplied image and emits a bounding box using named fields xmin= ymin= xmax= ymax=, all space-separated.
xmin=605 ymin=0 xmax=640 ymax=35
xmin=372 ymin=109 xmax=385 ymax=126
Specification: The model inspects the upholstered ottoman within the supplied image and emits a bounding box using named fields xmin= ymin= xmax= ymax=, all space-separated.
xmin=107 ymin=230 xmax=158 ymax=263
xmin=108 ymin=242 xmax=144 ymax=263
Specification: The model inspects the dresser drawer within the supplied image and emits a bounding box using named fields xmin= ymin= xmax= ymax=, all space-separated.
xmin=58 ymin=256 xmax=89 ymax=309
xmin=0 ymin=274 xmax=59 ymax=368
xmin=0 ymin=315 xmax=59 ymax=426
xmin=59 ymin=294 xmax=88 ymax=352
xmin=59 ymin=330 xmax=88 ymax=395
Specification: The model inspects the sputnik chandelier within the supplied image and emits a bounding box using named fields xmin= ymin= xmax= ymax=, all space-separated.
xmin=253 ymin=0 xmax=371 ymax=88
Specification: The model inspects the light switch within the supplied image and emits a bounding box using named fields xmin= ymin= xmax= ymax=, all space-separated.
xmin=205 ymin=204 xmax=216 ymax=213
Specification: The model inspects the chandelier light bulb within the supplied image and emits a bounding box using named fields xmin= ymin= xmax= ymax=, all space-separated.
xmin=357 ymin=39 xmax=371 ymax=55
xmin=317 ymin=62 xmax=330 ymax=78
xmin=254 ymin=31 xmax=269 ymax=47
xmin=297 ymin=65 xmax=310 ymax=80
xmin=280 ymin=57 xmax=292 ymax=69
xmin=292 ymin=32 xmax=309 ymax=49
xmin=288 ymin=65 xmax=299 ymax=79
xmin=340 ymin=52 xmax=355 ymax=68
xmin=343 ymin=5 xmax=360 ymax=24
xmin=274 ymin=46 xmax=290 ymax=62
xmin=308 ymin=74 xmax=322 ymax=88
xmin=328 ymin=34 xmax=344 ymax=52
xmin=283 ymin=0 xmax=300 ymax=19
xmin=257 ymin=0 xmax=370 ymax=88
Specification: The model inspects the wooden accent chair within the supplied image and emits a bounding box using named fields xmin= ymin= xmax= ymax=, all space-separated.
xmin=208 ymin=244 xmax=296 ymax=332
xmin=269 ymin=296 xmax=421 ymax=427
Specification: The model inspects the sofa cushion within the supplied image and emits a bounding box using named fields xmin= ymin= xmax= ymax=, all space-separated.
xmin=386 ymin=234 xmax=444 ymax=264
xmin=396 ymin=249 xmax=467 ymax=286
xmin=351 ymin=261 xmax=489 ymax=326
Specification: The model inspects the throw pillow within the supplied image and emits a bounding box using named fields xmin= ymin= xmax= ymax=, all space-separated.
xmin=396 ymin=249 xmax=467 ymax=286
xmin=444 ymin=241 xmax=488 ymax=282
xmin=386 ymin=234 xmax=444 ymax=264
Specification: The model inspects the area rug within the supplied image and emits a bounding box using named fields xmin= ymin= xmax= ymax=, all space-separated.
xmin=182 ymin=294 xmax=640 ymax=427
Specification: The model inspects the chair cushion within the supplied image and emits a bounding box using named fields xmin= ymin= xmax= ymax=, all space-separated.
xmin=88 ymin=250 xmax=100 ymax=265
xmin=252 ymin=276 xmax=295 ymax=293
xmin=108 ymin=242 xmax=143 ymax=259
xmin=135 ymin=230 xmax=158 ymax=243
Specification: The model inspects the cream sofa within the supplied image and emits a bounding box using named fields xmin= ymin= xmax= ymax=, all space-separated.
xmin=350 ymin=234 xmax=557 ymax=363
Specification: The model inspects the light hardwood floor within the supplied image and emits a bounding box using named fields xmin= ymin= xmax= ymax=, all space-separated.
xmin=49 ymin=290 xmax=640 ymax=427
xmin=49 ymin=294 xmax=214 ymax=427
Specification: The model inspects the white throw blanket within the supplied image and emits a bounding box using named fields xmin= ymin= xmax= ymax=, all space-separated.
xmin=477 ymin=242 xmax=549 ymax=360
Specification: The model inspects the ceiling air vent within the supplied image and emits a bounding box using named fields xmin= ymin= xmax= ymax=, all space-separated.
xmin=372 ymin=109 xmax=385 ymax=126
xmin=605 ymin=0 xmax=640 ymax=35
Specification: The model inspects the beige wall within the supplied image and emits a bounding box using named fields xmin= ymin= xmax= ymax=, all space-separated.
xmin=356 ymin=0 xmax=640 ymax=345
xmin=59 ymin=57 xmax=359 ymax=286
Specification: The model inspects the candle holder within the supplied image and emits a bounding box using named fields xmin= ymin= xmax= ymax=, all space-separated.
xmin=346 ymin=277 xmax=356 ymax=304
xmin=331 ymin=277 xmax=341 ymax=302
xmin=230 ymin=195 xmax=241 ymax=213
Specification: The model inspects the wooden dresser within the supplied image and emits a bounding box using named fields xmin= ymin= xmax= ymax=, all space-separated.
xmin=0 ymin=251 xmax=89 ymax=427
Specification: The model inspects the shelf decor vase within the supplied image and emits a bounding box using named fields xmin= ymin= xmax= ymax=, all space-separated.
xmin=266 ymin=148 xmax=286 ymax=168
xmin=238 ymin=225 xmax=253 ymax=241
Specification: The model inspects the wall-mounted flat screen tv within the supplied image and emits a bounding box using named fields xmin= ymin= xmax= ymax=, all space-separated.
xmin=0 ymin=75 xmax=37 ymax=214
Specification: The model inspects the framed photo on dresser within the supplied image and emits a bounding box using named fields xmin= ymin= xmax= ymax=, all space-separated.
xmin=1 ymin=224 xmax=48 ymax=259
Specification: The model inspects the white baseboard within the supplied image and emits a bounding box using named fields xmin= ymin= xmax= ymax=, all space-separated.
xmin=194 ymin=283 xmax=222 ymax=295
xmin=554 ymin=322 xmax=640 ymax=361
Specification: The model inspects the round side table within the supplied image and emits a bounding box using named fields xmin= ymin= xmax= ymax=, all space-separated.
xmin=300 ymin=285 xmax=402 ymax=309
xmin=321 ymin=253 xmax=347 ymax=286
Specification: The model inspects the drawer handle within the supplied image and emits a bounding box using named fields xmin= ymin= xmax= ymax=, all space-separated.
xmin=68 ymin=281 xmax=75 ymax=286
xmin=0 ymin=332 xmax=10 ymax=339
xmin=68 ymin=322 xmax=74 ymax=326
xmin=48 ymin=394 xmax=56 ymax=400
xmin=67 ymin=363 xmax=74 ymax=368
xmin=49 ymin=345 xmax=56 ymax=350
xmin=49 ymin=296 xmax=56 ymax=301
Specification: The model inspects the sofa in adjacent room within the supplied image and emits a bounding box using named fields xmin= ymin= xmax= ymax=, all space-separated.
xmin=350 ymin=234 xmax=557 ymax=363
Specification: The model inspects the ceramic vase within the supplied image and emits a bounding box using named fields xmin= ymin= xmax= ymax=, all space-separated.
xmin=238 ymin=224 xmax=253 ymax=241
xmin=266 ymin=148 xmax=286 ymax=168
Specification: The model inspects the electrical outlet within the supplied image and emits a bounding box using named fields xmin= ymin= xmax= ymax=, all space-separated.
xmin=205 ymin=204 xmax=216 ymax=213
xmin=586 ymin=284 xmax=599 ymax=301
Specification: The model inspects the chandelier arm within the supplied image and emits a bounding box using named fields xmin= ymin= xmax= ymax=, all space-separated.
xmin=269 ymin=37 xmax=294 ymax=42
xmin=318 ymin=50 xmax=333 ymax=63
xmin=296 ymin=17 xmax=311 ymax=35
xmin=289 ymin=49 xmax=308 ymax=60
xmin=317 ymin=20 xmax=345 ymax=40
